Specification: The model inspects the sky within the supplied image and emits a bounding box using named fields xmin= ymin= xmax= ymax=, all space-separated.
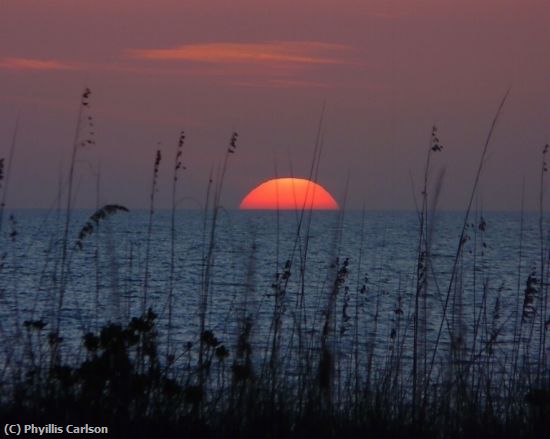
xmin=1 ymin=0 xmax=550 ymax=211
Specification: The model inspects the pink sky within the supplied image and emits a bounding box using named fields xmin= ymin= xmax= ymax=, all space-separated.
xmin=1 ymin=0 xmax=549 ymax=210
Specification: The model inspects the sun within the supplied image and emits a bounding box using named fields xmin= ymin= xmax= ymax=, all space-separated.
xmin=239 ymin=177 xmax=339 ymax=210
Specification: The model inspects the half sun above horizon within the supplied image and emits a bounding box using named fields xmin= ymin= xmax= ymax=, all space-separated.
xmin=239 ymin=177 xmax=339 ymax=210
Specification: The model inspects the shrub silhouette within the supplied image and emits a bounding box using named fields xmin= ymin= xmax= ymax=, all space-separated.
xmin=12 ymin=309 xmax=185 ymax=428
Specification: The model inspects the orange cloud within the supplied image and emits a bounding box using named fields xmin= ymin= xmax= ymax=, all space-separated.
xmin=128 ymin=41 xmax=351 ymax=65
xmin=0 ymin=57 xmax=77 ymax=71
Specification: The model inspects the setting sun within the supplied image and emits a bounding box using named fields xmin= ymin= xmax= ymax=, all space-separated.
xmin=239 ymin=177 xmax=339 ymax=210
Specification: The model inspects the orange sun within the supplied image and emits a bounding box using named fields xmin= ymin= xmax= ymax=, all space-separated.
xmin=239 ymin=177 xmax=339 ymax=210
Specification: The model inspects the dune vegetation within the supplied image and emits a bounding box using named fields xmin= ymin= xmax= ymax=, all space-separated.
xmin=0 ymin=89 xmax=549 ymax=438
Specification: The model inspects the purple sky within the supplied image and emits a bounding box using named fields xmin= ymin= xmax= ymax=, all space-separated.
xmin=1 ymin=0 xmax=549 ymax=210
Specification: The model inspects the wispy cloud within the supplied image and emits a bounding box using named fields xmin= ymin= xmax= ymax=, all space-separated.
xmin=0 ymin=57 xmax=77 ymax=71
xmin=0 ymin=43 xmax=357 ymax=89
xmin=0 ymin=57 xmax=214 ymax=77
xmin=230 ymin=78 xmax=329 ymax=89
xmin=128 ymin=41 xmax=352 ymax=65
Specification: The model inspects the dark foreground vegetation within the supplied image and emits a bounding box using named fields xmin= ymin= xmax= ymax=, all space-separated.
xmin=1 ymin=308 xmax=548 ymax=439
xmin=1 ymin=89 xmax=550 ymax=438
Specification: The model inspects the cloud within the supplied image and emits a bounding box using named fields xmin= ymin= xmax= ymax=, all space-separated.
xmin=230 ymin=78 xmax=329 ymax=89
xmin=0 ymin=57 xmax=77 ymax=71
xmin=128 ymin=41 xmax=352 ymax=65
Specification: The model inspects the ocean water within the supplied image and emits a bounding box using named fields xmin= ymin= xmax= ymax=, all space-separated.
xmin=0 ymin=208 xmax=548 ymax=378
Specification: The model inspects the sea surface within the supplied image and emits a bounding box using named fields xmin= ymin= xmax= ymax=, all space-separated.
xmin=0 ymin=208 xmax=548 ymax=378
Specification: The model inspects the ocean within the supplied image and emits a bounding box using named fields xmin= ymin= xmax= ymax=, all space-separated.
xmin=0 ymin=208 xmax=547 ymax=385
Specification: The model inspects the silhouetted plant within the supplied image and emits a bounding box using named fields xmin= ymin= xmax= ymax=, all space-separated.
xmin=143 ymin=149 xmax=161 ymax=314
xmin=75 ymin=204 xmax=129 ymax=250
